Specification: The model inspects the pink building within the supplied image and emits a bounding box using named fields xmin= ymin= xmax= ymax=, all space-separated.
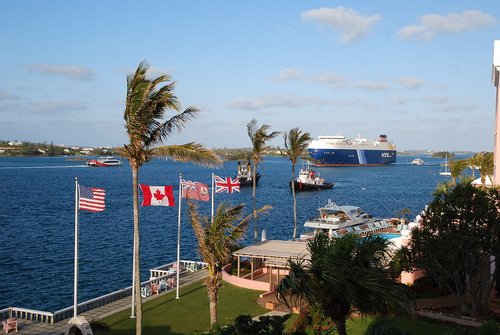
xmin=493 ymin=40 xmax=500 ymax=186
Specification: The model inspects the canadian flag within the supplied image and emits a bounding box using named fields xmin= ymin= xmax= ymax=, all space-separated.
xmin=139 ymin=184 xmax=175 ymax=207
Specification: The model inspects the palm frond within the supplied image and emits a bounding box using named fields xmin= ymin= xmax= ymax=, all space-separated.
xmin=145 ymin=107 xmax=199 ymax=147
xmin=283 ymin=127 xmax=312 ymax=165
xmin=152 ymin=142 xmax=222 ymax=168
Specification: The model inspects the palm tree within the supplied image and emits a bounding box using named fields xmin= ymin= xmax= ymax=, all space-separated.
xmin=188 ymin=201 xmax=271 ymax=326
xmin=449 ymin=159 xmax=467 ymax=185
xmin=283 ymin=128 xmax=312 ymax=240
xmin=276 ymin=234 xmax=412 ymax=335
xmin=246 ymin=119 xmax=280 ymax=240
xmin=468 ymin=153 xmax=483 ymax=179
xmin=477 ymin=152 xmax=494 ymax=187
xmin=122 ymin=61 xmax=221 ymax=334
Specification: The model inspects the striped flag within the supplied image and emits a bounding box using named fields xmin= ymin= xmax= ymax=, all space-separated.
xmin=214 ymin=175 xmax=240 ymax=194
xmin=79 ymin=185 xmax=105 ymax=212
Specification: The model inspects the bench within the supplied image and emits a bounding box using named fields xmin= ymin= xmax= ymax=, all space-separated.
xmin=2 ymin=318 xmax=18 ymax=333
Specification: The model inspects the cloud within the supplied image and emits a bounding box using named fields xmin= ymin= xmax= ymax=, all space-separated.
xmin=396 ymin=10 xmax=497 ymax=41
xmin=425 ymin=96 xmax=450 ymax=104
xmin=0 ymin=89 xmax=21 ymax=101
xmin=308 ymin=74 xmax=346 ymax=87
xmin=0 ymin=100 xmax=87 ymax=116
xmin=389 ymin=96 xmax=409 ymax=105
xmin=25 ymin=64 xmax=96 ymax=81
xmin=396 ymin=77 xmax=424 ymax=89
xmin=273 ymin=69 xmax=346 ymax=88
xmin=228 ymin=95 xmax=333 ymax=110
xmin=301 ymin=7 xmax=381 ymax=43
xmin=355 ymin=81 xmax=390 ymax=91
xmin=274 ymin=68 xmax=304 ymax=81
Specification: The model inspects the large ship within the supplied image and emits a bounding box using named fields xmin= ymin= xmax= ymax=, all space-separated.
xmin=307 ymin=134 xmax=396 ymax=166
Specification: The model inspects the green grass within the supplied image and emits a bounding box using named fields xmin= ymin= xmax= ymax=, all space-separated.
xmin=95 ymin=280 xmax=455 ymax=335
xmin=95 ymin=280 xmax=267 ymax=334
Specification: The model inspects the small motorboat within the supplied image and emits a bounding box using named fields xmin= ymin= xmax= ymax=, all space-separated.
xmin=290 ymin=164 xmax=333 ymax=192
xmin=235 ymin=161 xmax=260 ymax=187
xmin=87 ymin=156 xmax=123 ymax=167
xmin=411 ymin=158 xmax=424 ymax=165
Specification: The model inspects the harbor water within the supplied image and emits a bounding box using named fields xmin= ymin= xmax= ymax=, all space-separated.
xmin=0 ymin=155 xmax=469 ymax=311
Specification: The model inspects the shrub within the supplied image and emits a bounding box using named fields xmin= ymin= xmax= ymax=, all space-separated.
xmin=365 ymin=320 xmax=405 ymax=335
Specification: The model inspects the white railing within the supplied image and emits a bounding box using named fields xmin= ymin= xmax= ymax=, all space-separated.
xmin=7 ymin=307 xmax=54 ymax=323
xmin=2 ymin=259 xmax=207 ymax=324
xmin=149 ymin=260 xmax=207 ymax=279
xmin=0 ymin=308 xmax=11 ymax=321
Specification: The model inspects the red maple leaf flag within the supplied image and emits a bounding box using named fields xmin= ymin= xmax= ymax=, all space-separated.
xmin=214 ymin=175 xmax=240 ymax=194
xmin=79 ymin=185 xmax=105 ymax=212
xmin=181 ymin=179 xmax=209 ymax=201
xmin=139 ymin=184 xmax=175 ymax=206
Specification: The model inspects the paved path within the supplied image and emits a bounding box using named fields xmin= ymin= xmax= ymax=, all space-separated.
xmin=14 ymin=270 xmax=207 ymax=335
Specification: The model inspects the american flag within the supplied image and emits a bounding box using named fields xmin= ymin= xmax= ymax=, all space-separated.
xmin=214 ymin=175 xmax=240 ymax=194
xmin=79 ymin=185 xmax=106 ymax=212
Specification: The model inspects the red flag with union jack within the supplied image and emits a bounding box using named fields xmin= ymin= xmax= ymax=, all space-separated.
xmin=181 ymin=179 xmax=210 ymax=201
xmin=214 ymin=175 xmax=240 ymax=194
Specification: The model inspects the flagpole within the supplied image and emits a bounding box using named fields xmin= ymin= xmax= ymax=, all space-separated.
xmin=73 ymin=177 xmax=79 ymax=318
xmin=211 ymin=173 xmax=214 ymax=222
xmin=176 ymin=173 xmax=182 ymax=299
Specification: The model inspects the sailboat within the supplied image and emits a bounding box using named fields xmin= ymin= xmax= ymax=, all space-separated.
xmin=439 ymin=155 xmax=451 ymax=176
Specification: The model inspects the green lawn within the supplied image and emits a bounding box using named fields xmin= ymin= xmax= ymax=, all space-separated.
xmin=94 ymin=280 xmax=268 ymax=334
xmin=94 ymin=280 xmax=455 ymax=335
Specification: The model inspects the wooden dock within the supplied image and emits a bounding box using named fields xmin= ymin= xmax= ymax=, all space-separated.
xmin=7 ymin=269 xmax=207 ymax=334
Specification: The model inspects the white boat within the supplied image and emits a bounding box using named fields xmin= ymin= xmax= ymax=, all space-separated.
xmin=411 ymin=158 xmax=424 ymax=165
xmin=299 ymin=199 xmax=392 ymax=240
xmin=87 ymin=156 xmax=123 ymax=167
xmin=290 ymin=163 xmax=334 ymax=192
xmin=439 ymin=155 xmax=451 ymax=176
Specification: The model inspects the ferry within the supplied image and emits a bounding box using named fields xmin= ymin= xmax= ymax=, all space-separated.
xmin=86 ymin=156 xmax=123 ymax=167
xmin=307 ymin=134 xmax=396 ymax=166
xmin=411 ymin=158 xmax=425 ymax=166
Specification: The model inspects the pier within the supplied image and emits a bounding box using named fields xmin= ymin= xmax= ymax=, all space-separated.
xmin=0 ymin=260 xmax=207 ymax=334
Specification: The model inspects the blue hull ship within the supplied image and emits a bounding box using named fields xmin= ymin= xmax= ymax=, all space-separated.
xmin=308 ymin=134 xmax=397 ymax=166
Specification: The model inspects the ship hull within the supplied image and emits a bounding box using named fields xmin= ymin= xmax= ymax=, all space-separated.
xmin=308 ymin=148 xmax=396 ymax=166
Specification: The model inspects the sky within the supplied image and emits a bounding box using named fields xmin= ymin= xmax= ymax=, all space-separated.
xmin=1 ymin=1 xmax=499 ymax=152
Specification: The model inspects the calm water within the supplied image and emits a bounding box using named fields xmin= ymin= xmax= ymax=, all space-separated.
xmin=0 ymin=154 xmax=469 ymax=311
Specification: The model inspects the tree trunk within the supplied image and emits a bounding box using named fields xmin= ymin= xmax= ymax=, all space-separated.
xmin=334 ymin=319 xmax=347 ymax=335
xmin=132 ymin=166 xmax=143 ymax=335
xmin=291 ymin=164 xmax=297 ymax=240
xmin=208 ymin=288 xmax=218 ymax=326
xmin=252 ymin=161 xmax=258 ymax=240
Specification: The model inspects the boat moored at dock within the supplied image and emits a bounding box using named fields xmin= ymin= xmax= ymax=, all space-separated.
xmin=307 ymin=134 xmax=396 ymax=166
xmin=300 ymin=199 xmax=393 ymax=240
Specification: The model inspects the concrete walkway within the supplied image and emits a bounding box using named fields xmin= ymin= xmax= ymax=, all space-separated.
xmin=13 ymin=269 xmax=207 ymax=335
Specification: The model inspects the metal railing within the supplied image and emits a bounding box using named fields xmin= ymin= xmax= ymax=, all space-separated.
xmin=1 ymin=259 xmax=207 ymax=324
